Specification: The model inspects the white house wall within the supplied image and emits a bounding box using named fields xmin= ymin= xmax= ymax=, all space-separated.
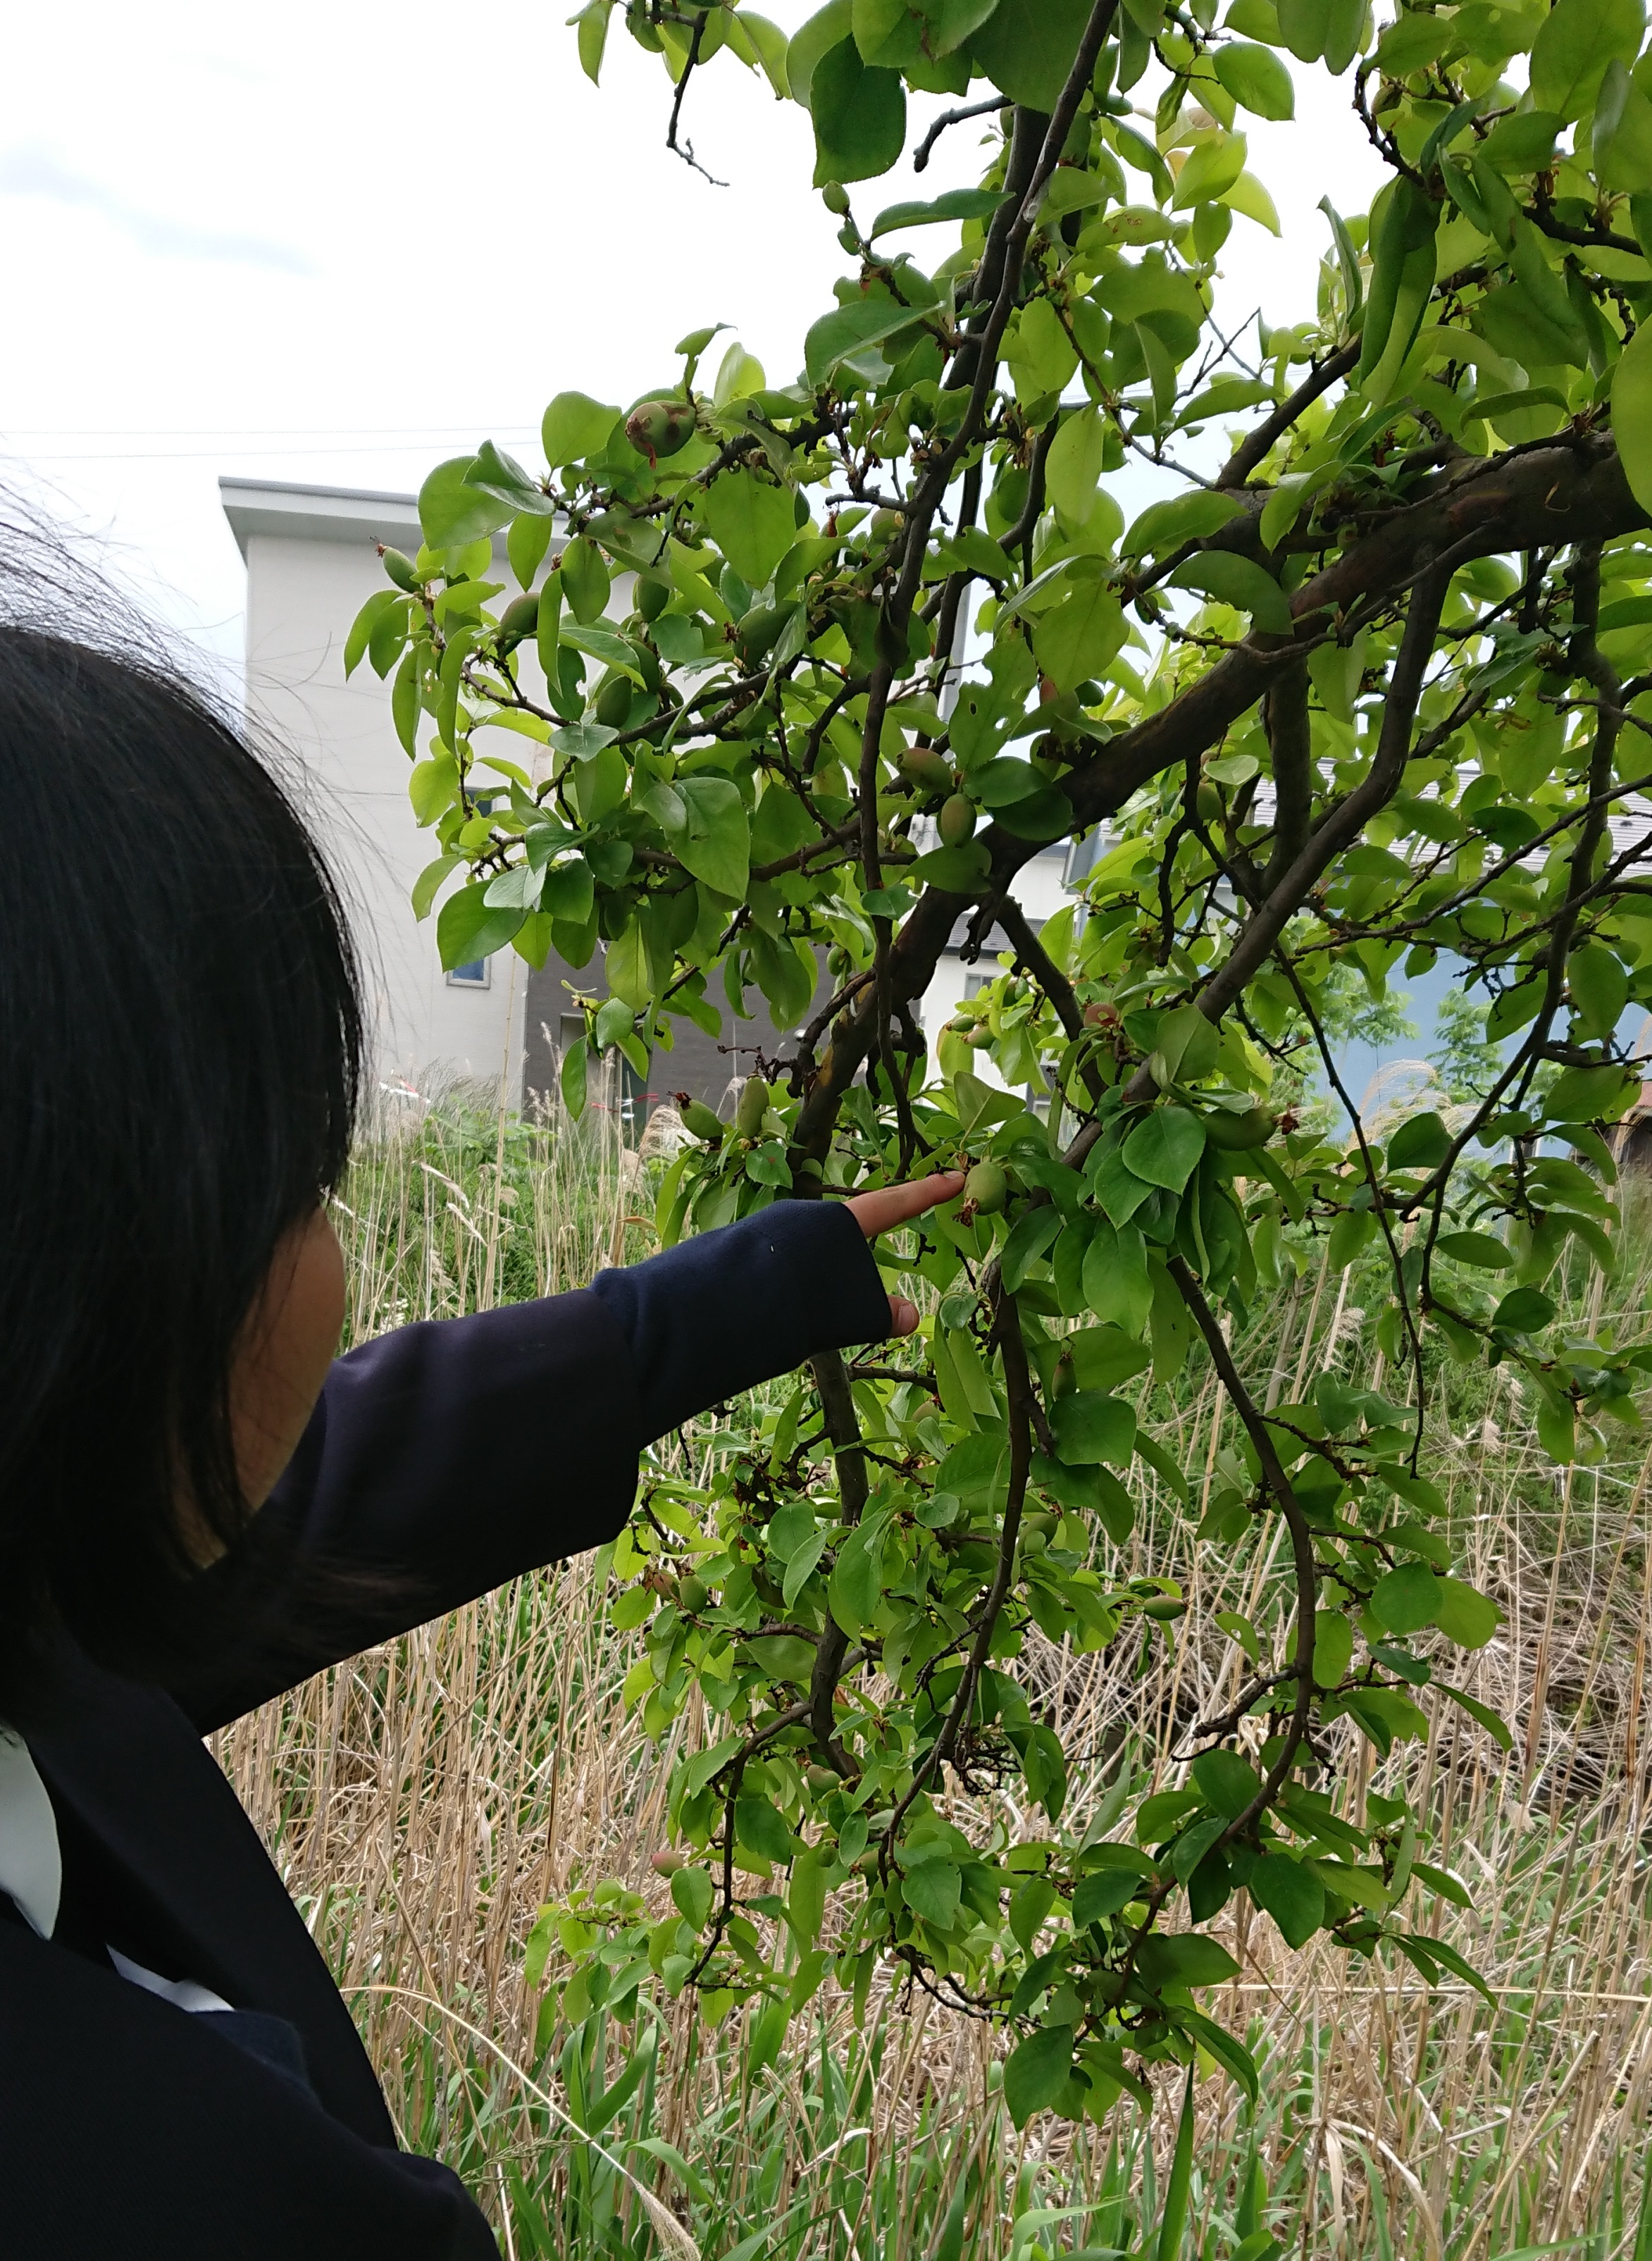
xmin=228 ymin=489 xmax=528 ymax=1105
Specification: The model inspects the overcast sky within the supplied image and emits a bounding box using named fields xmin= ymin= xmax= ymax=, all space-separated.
xmin=1 ymin=1 xmax=1384 ymax=681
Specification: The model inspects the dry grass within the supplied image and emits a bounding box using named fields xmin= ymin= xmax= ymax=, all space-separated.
xmin=212 ymin=1086 xmax=1652 ymax=2260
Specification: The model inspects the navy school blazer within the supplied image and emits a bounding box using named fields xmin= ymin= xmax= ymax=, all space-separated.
xmin=0 ymin=1201 xmax=888 ymax=2260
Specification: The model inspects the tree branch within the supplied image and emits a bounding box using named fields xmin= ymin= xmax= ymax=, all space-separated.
xmin=1261 ymin=661 xmax=1313 ymax=894
xmin=806 ymin=1349 xmax=869 ymax=1778
xmin=913 ymin=95 xmax=1005 ymax=173
xmin=1217 ymin=340 xmax=1361 ymax=490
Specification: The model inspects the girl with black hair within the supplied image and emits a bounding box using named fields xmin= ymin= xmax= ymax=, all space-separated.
xmin=0 ymin=609 xmax=959 ymax=2256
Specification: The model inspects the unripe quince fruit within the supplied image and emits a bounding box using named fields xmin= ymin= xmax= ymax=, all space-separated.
xmin=938 ymin=793 xmax=976 ymax=846
xmin=674 ymin=1093 xmax=725 ymax=1144
xmin=1204 ymin=1105 xmax=1277 ymax=1151
xmin=963 ymin=1160 xmax=1007 ymax=1213
xmin=625 ymin=398 xmax=696 ymax=467
xmin=735 ymin=1075 xmax=770 ymax=1139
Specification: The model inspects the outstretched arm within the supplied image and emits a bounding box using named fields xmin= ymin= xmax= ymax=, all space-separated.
xmin=179 ymin=1181 xmax=959 ymax=1730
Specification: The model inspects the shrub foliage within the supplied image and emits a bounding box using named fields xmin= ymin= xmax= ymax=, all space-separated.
xmin=352 ymin=0 xmax=1652 ymax=2127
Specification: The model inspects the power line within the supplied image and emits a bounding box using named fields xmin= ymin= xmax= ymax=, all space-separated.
xmin=0 ymin=421 xmax=541 ymax=440
xmin=0 ymin=435 xmax=542 ymax=464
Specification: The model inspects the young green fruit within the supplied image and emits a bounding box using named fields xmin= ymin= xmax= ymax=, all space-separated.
xmin=736 ymin=602 xmax=790 ymax=667
xmin=381 ymin=546 xmax=420 ymax=593
xmin=806 ymin=1763 xmax=842 ymax=1796
xmin=595 ymin=676 xmax=633 ymax=729
xmin=964 ymin=1160 xmax=1008 ymax=1213
xmin=1142 ymin=1595 xmax=1187 ymax=1622
xmin=735 ymin=1074 xmax=770 ymax=1139
xmin=1204 ymin=1105 xmax=1277 ymax=1151
xmin=938 ymin=793 xmax=976 ymax=847
xmin=650 ymin=1848 xmax=687 ymax=1876
xmin=944 ymin=1012 xmax=976 ymax=1034
xmin=497 ymin=590 xmax=540 ymax=648
xmin=1195 ymin=779 xmax=1223 ymax=824
xmin=674 ymin=1093 xmax=725 ymax=1144
xmin=821 ymin=180 xmax=850 ymax=214
xmin=624 ymin=397 xmax=696 ymax=466
xmin=677 ymin=1574 xmax=709 ymax=1613
xmin=900 ymin=744 xmax=952 ymax=795
xmin=869 ymin=507 xmax=905 ymax=546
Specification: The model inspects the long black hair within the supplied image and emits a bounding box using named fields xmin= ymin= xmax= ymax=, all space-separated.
xmin=0 ymin=537 xmax=363 ymax=1714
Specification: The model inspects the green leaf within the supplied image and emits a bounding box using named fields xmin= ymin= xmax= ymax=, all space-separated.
xmin=902 ymin=1856 xmax=962 ymax=1928
xmin=1136 ymin=1933 xmax=1240 ymax=1989
xmin=786 ymin=0 xmax=852 ymax=104
xmin=344 ymin=588 xmax=402 ymax=679
xmin=1543 ymin=1060 xmax=1639 ymax=1120
xmin=809 ymin=37 xmax=905 ymax=185
xmin=1222 ymin=171 xmax=1282 ymax=235
xmin=1312 ymin=1610 xmax=1353 ymax=1689
xmin=1032 ymin=571 xmax=1126 ymax=693
xmin=1001 ymin=1206 xmax=1064 ymax=1292
xmin=1249 ymin=1852 xmax=1326 ymax=1947
xmin=1123 ymin=488 xmax=1247 ymax=557
xmin=1372 ymin=1561 xmax=1439 ymax=1635
xmin=804 ymin=300 xmax=924 ymax=387
xmin=1082 ymin=1217 xmax=1152 ymax=1336
xmin=702 ymin=469 xmax=799 ymax=590
xmin=560 ymin=535 xmax=611 ymax=626
xmin=1192 ymin=1747 xmax=1262 ymax=1819
xmin=552 ymin=721 xmax=619 ymax=762
xmin=464 ymin=438 xmax=552 ymax=515
xmin=1157 ymin=2071 xmax=1196 ymax=2261
xmin=1434 ymin=1230 xmax=1513 ymax=1269
xmin=1050 ymin=1389 xmax=1137 ymax=1467
xmin=1490 ymin=1285 xmax=1556 ymax=1334
xmin=1568 ymin=942 xmax=1630 ymax=1036
xmin=419 ymin=457 xmax=513 ymax=550
xmin=666 ymin=776 xmax=752 ymax=900
xmin=1595 ymin=56 xmax=1652 ymax=190
xmin=1397 ymin=1930 xmax=1496 ymax=2002
xmin=1043 ymin=405 xmax=1110 ymax=526
xmin=910 ymin=841 xmax=993 ymax=890
xmin=1072 ymin=1867 xmax=1143 ymax=1924
xmin=734 ymin=1794 xmax=795 ymax=1864
xmin=1121 ymin=1107 xmax=1206 ymax=1191
xmin=1165 ymin=550 xmax=1292 ymax=632
xmin=542 ymin=392 xmax=621 ymax=467
xmin=969 ymin=0 xmax=1095 ymax=110
xmin=436 ymin=882 xmax=523 ymax=970
xmin=671 ymin=1864 xmax=715 ymax=1930
xmin=560 ymin=1037 xmax=587 ymax=1119
xmin=1212 ymin=40 xmax=1293 ymax=118
xmin=868 ymin=187 xmax=1006 ymax=238
xmin=1386 ymin=1110 xmax=1451 ymax=1170
xmin=1438 ymin=1682 xmax=1515 ymax=1750
xmin=1171 ymin=132 xmax=1248 ymax=209
xmin=573 ymin=0 xmax=611 ymax=82
xmin=1432 ymin=1577 xmax=1501 ymax=1649
xmin=1180 ymin=2011 xmax=1260 ymax=2102
xmin=828 ymin=1518 xmax=884 ymax=1633
xmin=411 ymin=853 xmax=460 ymax=922
xmin=1004 ymin=2024 xmax=1077 ymax=2127
xmin=1529 ymin=0 xmax=1643 ymax=122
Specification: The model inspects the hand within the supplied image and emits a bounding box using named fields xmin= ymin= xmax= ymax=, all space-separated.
xmin=843 ymin=1170 xmax=965 ymax=1340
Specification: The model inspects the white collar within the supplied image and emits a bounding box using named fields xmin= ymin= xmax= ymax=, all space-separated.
xmin=0 ymin=1729 xmax=61 ymax=1939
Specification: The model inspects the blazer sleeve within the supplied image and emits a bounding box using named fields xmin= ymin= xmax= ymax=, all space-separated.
xmin=178 ymin=1200 xmax=888 ymax=1729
